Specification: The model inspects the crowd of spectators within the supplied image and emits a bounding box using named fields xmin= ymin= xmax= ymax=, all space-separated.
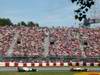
xmin=79 ymin=28 xmax=100 ymax=57
xmin=0 ymin=26 xmax=100 ymax=58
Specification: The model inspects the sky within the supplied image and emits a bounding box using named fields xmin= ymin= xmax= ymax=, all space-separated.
xmin=0 ymin=0 xmax=99 ymax=27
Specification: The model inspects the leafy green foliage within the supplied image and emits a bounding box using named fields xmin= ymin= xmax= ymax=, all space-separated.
xmin=27 ymin=21 xmax=35 ymax=27
xmin=71 ymin=0 xmax=95 ymax=21
xmin=0 ymin=18 xmax=13 ymax=26
xmin=0 ymin=17 xmax=39 ymax=27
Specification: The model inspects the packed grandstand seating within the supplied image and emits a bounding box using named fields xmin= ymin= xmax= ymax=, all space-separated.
xmin=0 ymin=26 xmax=100 ymax=61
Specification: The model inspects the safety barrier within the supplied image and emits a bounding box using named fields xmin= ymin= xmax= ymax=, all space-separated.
xmin=0 ymin=62 xmax=99 ymax=67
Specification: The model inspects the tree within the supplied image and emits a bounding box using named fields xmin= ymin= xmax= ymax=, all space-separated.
xmin=6 ymin=18 xmax=13 ymax=25
xmin=16 ymin=21 xmax=27 ymax=26
xmin=71 ymin=0 xmax=95 ymax=21
xmin=27 ymin=21 xmax=35 ymax=27
xmin=35 ymin=23 xmax=39 ymax=27
xmin=17 ymin=22 xmax=21 ymax=26
xmin=20 ymin=21 xmax=27 ymax=26
xmin=0 ymin=18 xmax=13 ymax=26
xmin=0 ymin=17 xmax=40 ymax=27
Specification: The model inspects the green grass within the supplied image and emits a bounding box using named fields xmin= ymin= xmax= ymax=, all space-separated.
xmin=0 ymin=72 xmax=75 ymax=75
xmin=80 ymin=66 xmax=100 ymax=68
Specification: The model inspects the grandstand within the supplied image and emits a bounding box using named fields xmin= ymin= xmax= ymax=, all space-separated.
xmin=0 ymin=25 xmax=100 ymax=64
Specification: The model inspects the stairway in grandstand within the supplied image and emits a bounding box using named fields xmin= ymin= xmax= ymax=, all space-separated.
xmin=7 ymin=32 xmax=19 ymax=56
xmin=43 ymin=31 xmax=50 ymax=57
xmin=77 ymin=29 xmax=86 ymax=58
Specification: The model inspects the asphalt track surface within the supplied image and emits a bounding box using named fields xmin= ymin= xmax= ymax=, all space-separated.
xmin=0 ymin=67 xmax=69 ymax=72
xmin=0 ymin=67 xmax=100 ymax=72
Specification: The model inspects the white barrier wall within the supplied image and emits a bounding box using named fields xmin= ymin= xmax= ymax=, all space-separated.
xmin=0 ymin=62 xmax=99 ymax=67
xmin=9 ymin=62 xmax=15 ymax=67
xmin=94 ymin=62 xmax=99 ymax=66
xmin=42 ymin=63 xmax=47 ymax=67
xmin=0 ymin=62 xmax=5 ymax=67
xmin=34 ymin=63 xmax=39 ymax=67
xmin=26 ymin=63 xmax=31 ymax=67
xmin=64 ymin=63 xmax=68 ymax=66
xmin=18 ymin=63 xmax=23 ymax=67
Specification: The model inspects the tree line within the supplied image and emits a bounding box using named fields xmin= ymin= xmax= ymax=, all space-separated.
xmin=0 ymin=18 xmax=39 ymax=27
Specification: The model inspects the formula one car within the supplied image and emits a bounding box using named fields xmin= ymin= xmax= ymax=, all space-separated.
xmin=18 ymin=67 xmax=38 ymax=72
xmin=70 ymin=67 xmax=88 ymax=72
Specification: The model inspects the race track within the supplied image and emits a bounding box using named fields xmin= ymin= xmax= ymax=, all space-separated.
xmin=0 ymin=67 xmax=100 ymax=72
